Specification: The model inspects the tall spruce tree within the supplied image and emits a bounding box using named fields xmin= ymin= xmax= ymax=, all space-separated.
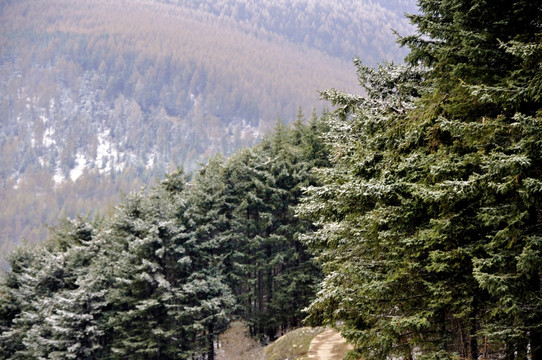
xmin=193 ymin=116 xmax=324 ymax=342
xmin=40 ymin=219 xmax=108 ymax=360
xmin=0 ymin=247 xmax=40 ymax=359
xmin=183 ymin=158 xmax=236 ymax=360
xmin=301 ymin=0 xmax=542 ymax=358
xmin=259 ymin=119 xmax=322 ymax=334
xmin=401 ymin=0 xmax=542 ymax=357
xmin=299 ymin=62 xmax=431 ymax=359
xmin=0 ymin=218 xmax=102 ymax=359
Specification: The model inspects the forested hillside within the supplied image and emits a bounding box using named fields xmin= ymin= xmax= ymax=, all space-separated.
xmin=153 ymin=0 xmax=414 ymax=63
xmin=0 ymin=0 xmax=415 ymax=259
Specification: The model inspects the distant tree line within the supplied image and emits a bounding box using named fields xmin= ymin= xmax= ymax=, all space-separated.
xmin=157 ymin=0 xmax=414 ymax=64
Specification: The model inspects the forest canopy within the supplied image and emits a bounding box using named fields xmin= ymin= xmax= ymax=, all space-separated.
xmin=0 ymin=112 xmax=328 ymax=359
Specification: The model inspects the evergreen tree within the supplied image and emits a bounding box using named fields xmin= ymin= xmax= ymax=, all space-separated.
xmin=259 ymin=119 xmax=322 ymax=334
xmin=301 ymin=0 xmax=542 ymax=358
xmin=104 ymin=182 xmax=191 ymax=359
xmin=217 ymin=117 xmax=324 ymax=341
xmin=0 ymin=248 xmax=38 ymax=359
xmin=299 ymin=62 xmax=431 ymax=359
xmin=104 ymin=170 xmax=235 ymax=359
xmin=400 ymin=0 xmax=542 ymax=357
xmin=44 ymin=219 xmax=109 ymax=360
xmin=220 ymin=147 xmax=276 ymax=338
xmin=401 ymin=0 xmax=541 ymax=105
xmin=183 ymin=158 xmax=236 ymax=359
xmin=0 ymin=218 xmax=101 ymax=359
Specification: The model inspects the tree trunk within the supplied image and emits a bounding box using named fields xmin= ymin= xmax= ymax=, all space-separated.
xmin=529 ymin=272 xmax=542 ymax=360
xmin=531 ymin=328 xmax=542 ymax=360
xmin=208 ymin=322 xmax=215 ymax=360
xmin=469 ymin=318 xmax=478 ymax=360
xmin=517 ymin=337 xmax=529 ymax=360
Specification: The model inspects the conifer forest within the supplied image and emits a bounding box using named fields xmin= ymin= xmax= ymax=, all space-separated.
xmin=1 ymin=0 xmax=541 ymax=359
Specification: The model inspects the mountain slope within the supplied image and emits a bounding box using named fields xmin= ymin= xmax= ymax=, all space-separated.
xmin=0 ymin=0 xmax=416 ymax=259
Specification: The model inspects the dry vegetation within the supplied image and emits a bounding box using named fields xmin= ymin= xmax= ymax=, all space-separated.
xmin=264 ymin=327 xmax=324 ymax=360
xmin=215 ymin=322 xmax=324 ymax=360
xmin=1 ymin=0 xmax=359 ymax=121
xmin=216 ymin=322 xmax=266 ymax=360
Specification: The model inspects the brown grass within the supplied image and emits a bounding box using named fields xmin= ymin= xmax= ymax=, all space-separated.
xmin=264 ymin=327 xmax=324 ymax=360
xmin=216 ymin=322 xmax=265 ymax=360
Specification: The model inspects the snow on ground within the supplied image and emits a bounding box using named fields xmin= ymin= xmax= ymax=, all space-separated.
xmin=53 ymin=168 xmax=65 ymax=185
xmin=70 ymin=153 xmax=87 ymax=181
xmin=146 ymin=153 xmax=155 ymax=169
xmin=97 ymin=129 xmax=117 ymax=172
xmin=43 ymin=127 xmax=55 ymax=147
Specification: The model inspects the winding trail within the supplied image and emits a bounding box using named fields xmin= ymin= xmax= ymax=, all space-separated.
xmin=307 ymin=328 xmax=353 ymax=360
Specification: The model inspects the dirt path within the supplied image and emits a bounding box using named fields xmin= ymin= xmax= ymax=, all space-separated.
xmin=307 ymin=328 xmax=353 ymax=360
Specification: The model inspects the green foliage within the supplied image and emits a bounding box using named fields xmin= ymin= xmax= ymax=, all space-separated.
xmin=198 ymin=115 xmax=327 ymax=341
xmin=299 ymin=62 xmax=435 ymax=359
xmin=0 ymin=218 xmax=106 ymax=359
xmin=4 ymin=2 xmax=540 ymax=359
xmin=399 ymin=0 xmax=542 ymax=117
xmin=301 ymin=0 xmax=542 ymax=359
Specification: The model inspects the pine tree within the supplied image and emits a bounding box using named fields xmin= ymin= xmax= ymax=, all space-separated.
xmin=182 ymin=157 xmax=236 ymax=359
xmin=104 ymin=185 xmax=192 ymax=359
xmin=400 ymin=0 xmax=542 ymax=357
xmin=216 ymin=117 xmax=323 ymax=341
xmin=401 ymin=0 xmax=541 ymax=100
xmin=0 ymin=247 xmax=38 ymax=359
xmin=220 ymin=147 xmax=276 ymax=338
xmin=44 ymin=219 xmax=109 ymax=360
xmin=259 ymin=119 xmax=322 ymax=335
xmin=0 ymin=218 xmax=100 ymax=359
xmin=300 ymin=0 xmax=542 ymax=358
xmin=104 ymin=169 xmax=235 ymax=359
xmin=299 ymin=62 xmax=431 ymax=359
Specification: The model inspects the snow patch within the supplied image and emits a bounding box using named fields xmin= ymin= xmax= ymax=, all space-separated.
xmin=12 ymin=177 xmax=22 ymax=190
xmin=97 ymin=129 xmax=116 ymax=171
xmin=40 ymin=114 xmax=49 ymax=125
xmin=53 ymin=169 xmax=65 ymax=185
xmin=96 ymin=128 xmax=130 ymax=174
xmin=227 ymin=118 xmax=261 ymax=141
xmin=146 ymin=154 xmax=155 ymax=169
xmin=43 ymin=127 xmax=55 ymax=147
xmin=70 ymin=153 xmax=87 ymax=181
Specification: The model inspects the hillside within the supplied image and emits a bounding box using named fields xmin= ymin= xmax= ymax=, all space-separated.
xmin=0 ymin=0 xmax=416 ymax=259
